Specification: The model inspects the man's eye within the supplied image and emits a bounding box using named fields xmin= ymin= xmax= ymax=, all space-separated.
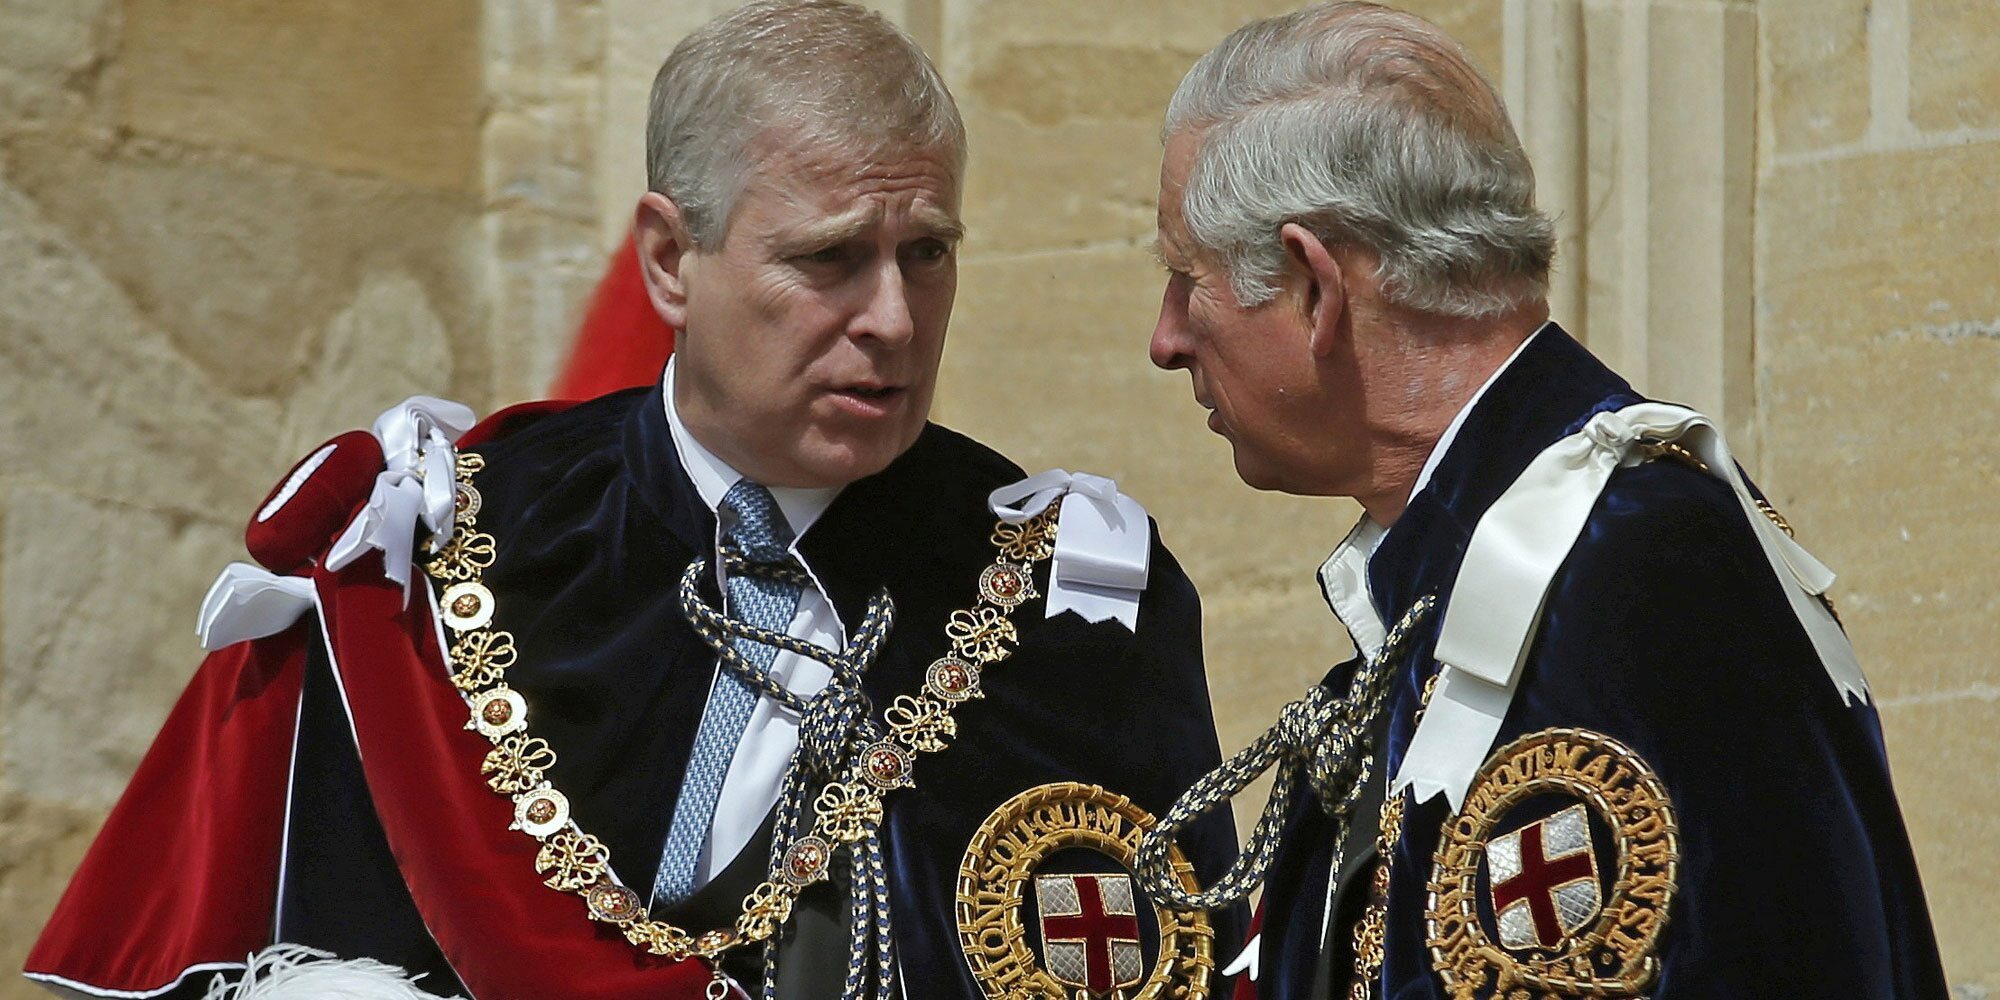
xmin=906 ymin=239 xmax=951 ymax=263
xmin=799 ymin=246 xmax=847 ymax=265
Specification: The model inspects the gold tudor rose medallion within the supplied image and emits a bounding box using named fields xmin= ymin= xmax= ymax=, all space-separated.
xmin=1426 ymin=728 xmax=1680 ymax=1000
xmin=957 ymin=782 xmax=1214 ymax=1000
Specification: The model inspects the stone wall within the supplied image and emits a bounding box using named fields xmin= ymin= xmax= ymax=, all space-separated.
xmin=0 ymin=0 xmax=1993 ymax=996
xmin=1757 ymin=0 xmax=2000 ymax=991
xmin=0 ymin=0 xmax=489 ymax=985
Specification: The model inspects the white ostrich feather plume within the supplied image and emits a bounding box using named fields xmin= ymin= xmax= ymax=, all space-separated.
xmin=202 ymin=944 xmax=465 ymax=1000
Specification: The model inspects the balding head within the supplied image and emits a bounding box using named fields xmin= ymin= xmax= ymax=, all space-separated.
xmin=1163 ymin=1 xmax=1553 ymax=318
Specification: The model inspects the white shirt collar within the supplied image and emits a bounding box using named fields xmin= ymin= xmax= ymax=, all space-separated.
xmin=1316 ymin=323 xmax=1548 ymax=656
xmin=662 ymin=358 xmax=840 ymax=539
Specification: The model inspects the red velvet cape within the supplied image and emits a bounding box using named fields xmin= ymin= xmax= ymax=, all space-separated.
xmin=27 ymin=408 xmax=726 ymax=999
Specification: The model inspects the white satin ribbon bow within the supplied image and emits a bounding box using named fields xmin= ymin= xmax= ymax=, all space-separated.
xmin=1392 ymin=401 xmax=1869 ymax=810
xmin=197 ymin=562 xmax=317 ymax=650
xmin=988 ymin=470 xmax=1153 ymax=630
xmin=325 ymin=396 xmax=478 ymax=602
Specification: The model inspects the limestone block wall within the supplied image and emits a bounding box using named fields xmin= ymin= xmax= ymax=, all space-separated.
xmin=0 ymin=0 xmax=1994 ymax=997
xmin=1757 ymin=0 xmax=2000 ymax=990
xmin=0 ymin=0 xmax=494 ymax=988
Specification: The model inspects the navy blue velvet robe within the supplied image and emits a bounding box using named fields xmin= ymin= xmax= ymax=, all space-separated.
xmin=280 ymin=382 xmax=1245 ymax=996
xmin=1255 ymin=327 xmax=1946 ymax=999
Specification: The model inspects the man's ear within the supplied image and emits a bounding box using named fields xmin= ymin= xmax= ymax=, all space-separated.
xmin=1280 ymin=222 xmax=1348 ymax=359
xmin=634 ymin=192 xmax=695 ymax=330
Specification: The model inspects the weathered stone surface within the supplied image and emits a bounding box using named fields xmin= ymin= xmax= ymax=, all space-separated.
xmin=483 ymin=207 xmax=602 ymax=403
xmin=956 ymin=100 xmax=1176 ymax=258
xmin=1 ymin=487 xmax=238 ymax=809
xmin=0 ymin=0 xmax=114 ymax=126
xmin=1757 ymin=138 xmax=2000 ymax=696
xmin=1760 ymin=0 xmax=1872 ymax=154
xmin=484 ymin=0 xmax=603 ymax=222
xmin=1877 ymin=695 xmax=2000 ymax=992
xmin=2 ymin=133 xmax=481 ymax=398
xmin=0 ymin=174 xmax=277 ymax=520
xmin=1911 ymin=0 xmax=2000 ymax=132
xmin=945 ymin=0 xmax=1501 ymax=258
xmin=114 ymin=0 xmax=483 ymax=192
xmin=482 ymin=0 xmax=614 ymax=403
xmin=278 ymin=272 xmax=458 ymax=459
xmin=0 ymin=797 xmax=106 ymax=994
xmin=1757 ymin=142 xmax=2000 ymax=356
xmin=1758 ymin=139 xmax=1999 ymax=993
xmin=1756 ymin=332 xmax=2000 ymax=702
xmin=969 ymin=43 xmax=1203 ymax=130
xmin=942 ymin=0 xmax=1227 ymax=257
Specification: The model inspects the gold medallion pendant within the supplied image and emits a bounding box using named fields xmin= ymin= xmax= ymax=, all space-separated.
xmin=957 ymin=782 xmax=1214 ymax=1000
xmin=1426 ymin=728 xmax=1679 ymax=999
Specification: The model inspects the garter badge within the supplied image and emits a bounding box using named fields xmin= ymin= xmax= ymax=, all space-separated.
xmin=1427 ymin=728 xmax=1679 ymax=999
xmin=957 ymin=782 xmax=1214 ymax=1000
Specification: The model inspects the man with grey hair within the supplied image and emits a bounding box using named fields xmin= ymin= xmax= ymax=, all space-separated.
xmin=1134 ymin=3 xmax=1946 ymax=999
xmin=28 ymin=3 xmax=1240 ymax=999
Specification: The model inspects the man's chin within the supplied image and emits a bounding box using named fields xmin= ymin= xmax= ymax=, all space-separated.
xmin=784 ymin=429 xmax=922 ymax=489
xmin=1229 ymin=448 xmax=1311 ymax=495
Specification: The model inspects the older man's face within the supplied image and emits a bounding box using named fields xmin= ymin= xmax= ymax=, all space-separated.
xmin=1150 ymin=131 xmax=1351 ymax=495
xmin=674 ymin=137 xmax=963 ymax=489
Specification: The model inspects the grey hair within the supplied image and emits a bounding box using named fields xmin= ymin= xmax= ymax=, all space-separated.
xmin=646 ymin=0 xmax=966 ymax=249
xmin=1163 ymin=2 xmax=1554 ymax=317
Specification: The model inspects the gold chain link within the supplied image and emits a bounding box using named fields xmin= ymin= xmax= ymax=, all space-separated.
xmin=425 ymin=450 xmax=1058 ymax=966
xmin=1348 ymin=670 xmax=1443 ymax=998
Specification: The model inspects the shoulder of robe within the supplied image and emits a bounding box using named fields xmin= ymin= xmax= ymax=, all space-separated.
xmin=243 ymin=395 xmax=588 ymax=575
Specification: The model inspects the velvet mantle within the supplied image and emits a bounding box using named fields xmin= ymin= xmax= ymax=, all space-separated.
xmin=28 ymin=383 xmax=1244 ymax=998
xmin=1252 ymin=327 xmax=1946 ymax=1000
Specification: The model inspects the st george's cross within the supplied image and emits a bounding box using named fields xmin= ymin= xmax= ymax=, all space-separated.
xmin=1035 ymin=873 xmax=1145 ymax=996
xmin=1485 ymin=803 xmax=1604 ymax=951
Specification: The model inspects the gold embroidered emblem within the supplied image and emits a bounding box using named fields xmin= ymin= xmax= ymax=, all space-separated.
xmin=957 ymin=782 xmax=1213 ymax=1000
xmin=1427 ymin=728 xmax=1679 ymax=999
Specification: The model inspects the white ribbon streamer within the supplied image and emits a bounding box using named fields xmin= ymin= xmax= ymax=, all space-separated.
xmin=1221 ymin=934 xmax=1260 ymax=981
xmin=197 ymin=562 xmax=317 ymax=650
xmin=325 ymin=396 xmax=477 ymax=602
xmin=989 ymin=470 xmax=1153 ymax=630
xmin=1393 ymin=402 xmax=1868 ymax=809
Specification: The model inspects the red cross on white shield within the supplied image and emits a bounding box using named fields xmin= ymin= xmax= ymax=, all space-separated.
xmin=1035 ymin=872 xmax=1144 ymax=996
xmin=1485 ymin=802 xmax=1604 ymax=950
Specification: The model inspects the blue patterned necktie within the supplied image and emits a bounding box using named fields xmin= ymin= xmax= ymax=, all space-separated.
xmin=653 ymin=479 xmax=806 ymax=906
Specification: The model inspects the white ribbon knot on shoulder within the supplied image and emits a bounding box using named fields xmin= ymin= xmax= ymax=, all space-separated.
xmin=325 ymin=396 xmax=478 ymax=602
xmin=989 ymin=469 xmax=1153 ymax=630
xmin=1393 ymin=401 xmax=1869 ymax=810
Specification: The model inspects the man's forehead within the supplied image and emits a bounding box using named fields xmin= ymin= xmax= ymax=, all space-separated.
xmin=737 ymin=142 xmax=961 ymax=233
xmin=770 ymin=196 xmax=962 ymax=243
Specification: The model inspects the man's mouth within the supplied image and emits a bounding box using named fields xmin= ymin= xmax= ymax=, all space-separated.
xmin=827 ymin=382 xmax=909 ymax=417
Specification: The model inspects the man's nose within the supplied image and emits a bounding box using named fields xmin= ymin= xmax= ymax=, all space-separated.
xmin=1149 ymin=283 xmax=1190 ymax=370
xmin=854 ymin=262 xmax=916 ymax=345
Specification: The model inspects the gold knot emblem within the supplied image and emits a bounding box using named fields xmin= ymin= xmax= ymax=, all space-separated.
xmin=1426 ymin=728 xmax=1680 ymax=999
xmin=956 ymin=782 xmax=1214 ymax=1000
